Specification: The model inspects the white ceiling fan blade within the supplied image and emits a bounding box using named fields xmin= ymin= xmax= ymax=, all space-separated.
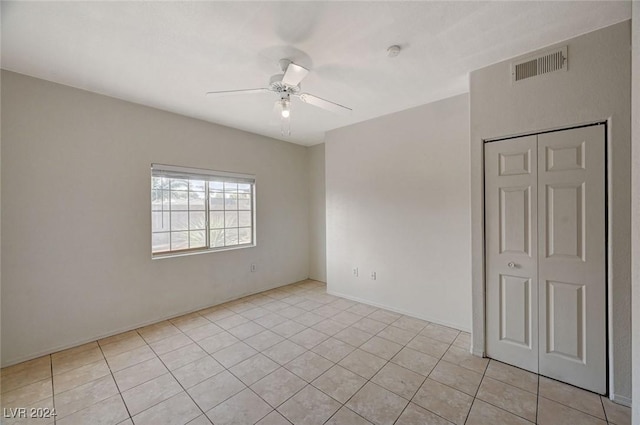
xmin=206 ymin=88 xmax=270 ymax=97
xmin=298 ymin=93 xmax=352 ymax=115
xmin=282 ymin=63 xmax=309 ymax=87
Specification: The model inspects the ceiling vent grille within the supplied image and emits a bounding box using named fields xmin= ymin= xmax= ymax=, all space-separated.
xmin=512 ymin=46 xmax=567 ymax=83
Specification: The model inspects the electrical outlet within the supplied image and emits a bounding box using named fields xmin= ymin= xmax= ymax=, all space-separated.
xmin=370 ymin=271 xmax=377 ymax=280
xmin=250 ymin=264 xmax=257 ymax=272
xmin=353 ymin=267 xmax=359 ymax=277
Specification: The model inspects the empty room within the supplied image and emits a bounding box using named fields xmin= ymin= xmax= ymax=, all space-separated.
xmin=1 ymin=1 xmax=639 ymax=425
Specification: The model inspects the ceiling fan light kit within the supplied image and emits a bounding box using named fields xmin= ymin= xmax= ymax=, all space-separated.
xmin=206 ymin=58 xmax=352 ymax=137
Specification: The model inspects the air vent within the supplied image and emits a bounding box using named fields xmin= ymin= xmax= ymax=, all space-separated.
xmin=512 ymin=46 xmax=567 ymax=83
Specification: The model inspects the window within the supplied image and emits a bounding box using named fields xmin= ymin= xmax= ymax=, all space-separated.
xmin=151 ymin=164 xmax=255 ymax=257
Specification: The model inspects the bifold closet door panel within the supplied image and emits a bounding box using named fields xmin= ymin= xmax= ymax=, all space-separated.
xmin=537 ymin=125 xmax=606 ymax=394
xmin=484 ymin=135 xmax=539 ymax=373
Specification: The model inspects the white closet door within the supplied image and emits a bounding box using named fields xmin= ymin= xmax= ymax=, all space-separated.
xmin=485 ymin=135 xmax=539 ymax=373
xmin=537 ymin=125 xmax=606 ymax=393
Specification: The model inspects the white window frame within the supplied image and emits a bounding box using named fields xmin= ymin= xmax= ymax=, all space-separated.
xmin=151 ymin=164 xmax=256 ymax=259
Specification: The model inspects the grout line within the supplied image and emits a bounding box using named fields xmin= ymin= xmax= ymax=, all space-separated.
xmin=96 ymin=339 xmax=133 ymax=424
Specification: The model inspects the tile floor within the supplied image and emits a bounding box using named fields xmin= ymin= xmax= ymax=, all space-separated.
xmin=0 ymin=280 xmax=631 ymax=425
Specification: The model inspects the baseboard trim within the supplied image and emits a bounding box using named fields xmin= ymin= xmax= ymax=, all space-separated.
xmin=610 ymin=393 xmax=632 ymax=407
xmin=326 ymin=289 xmax=471 ymax=333
xmin=2 ymin=278 xmax=310 ymax=368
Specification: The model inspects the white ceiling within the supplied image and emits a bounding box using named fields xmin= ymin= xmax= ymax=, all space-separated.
xmin=1 ymin=1 xmax=631 ymax=146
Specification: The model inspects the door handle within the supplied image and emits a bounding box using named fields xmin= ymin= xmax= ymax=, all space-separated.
xmin=508 ymin=262 xmax=517 ymax=268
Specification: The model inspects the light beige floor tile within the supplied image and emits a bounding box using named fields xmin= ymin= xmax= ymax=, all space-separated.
xmin=170 ymin=313 xmax=210 ymax=332
xmin=262 ymin=301 xmax=290 ymax=312
xmin=56 ymin=393 xmax=128 ymax=425
xmin=293 ymin=312 xmax=325 ymax=327
xmin=297 ymin=300 xmax=324 ymax=311
xmin=376 ymin=326 xmax=417 ymax=345
xmin=289 ymin=328 xmax=329 ymax=350
xmin=467 ymin=399 xmax=533 ymax=425
xmin=52 ymin=342 xmax=99 ymax=361
xmin=279 ymin=306 xmax=306 ymax=319
xmin=602 ymin=397 xmax=631 ymax=425
xmin=406 ymin=335 xmax=450 ymax=359
xmin=52 ymin=346 xmax=104 ymax=375
xmin=271 ymin=320 xmax=308 ymax=338
xmin=187 ymin=415 xmax=213 ymax=425
xmin=325 ymin=407 xmax=374 ymax=425
xmin=537 ymin=397 xmax=605 ymax=425
xmin=332 ymin=311 xmax=363 ymax=326
xmin=429 ymin=361 xmax=483 ymax=396
xmin=173 ymin=356 xmax=224 ymax=389
xmin=212 ymin=342 xmax=258 ymax=368
xmin=311 ymin=319 xmax=349 ymax=336
xmin=2 ymin=378 xmax=53 ymax=408
xmin=0 ymin=396 xmax=54 ymax=425
xmin=132 ymin=391 xmax=201 ymax=425
xmin=477 ymin=377 xmax=537 ymax=422
xmin=226 ymin=301 xmax=256 ymax=314
xmin=313 ymin=305 xmax=344 ymax=319
xmin=255 ymin=411 xmax=291 ymax=425
xmin=200 ymin=307 xmax=235 ymax=322
xmin=245 ymin=330 xmax=285 ymax=351
xmin=311 ymin=337 xmax=356 ymax=363
xmin=55 ymin=375 xmax=119 ymax=419
xmin=312 ymin=365 xmax=366 ymax=404
xmin=149 ymin=333 xmax=192 ymax=356
xmin=227 ymin=321 xmax=266 ymax=340
xmin=412 ymin=378 xmax=473 ymax=425
xmin=452 ymin=332 xmax=471 ymax=349
xmin=158 ymin=342 xmax=207 ymax=370
xmin=251 ymin=368 xmax=306 ymax=408
xmin=360 ymin=336 xmax=403 ymax=360
xmin=262 ymin=340 xmax=307 ymax=365
xmin=352 ymin=318 xmax=388 ymax=335
xmin=334 ymin=327 xmax=374 ymax=347
xmin=253 ymin=313 xmax=288 ymax=328
xmin=329 ymin=299 xmax=357 ymax=311
xmin=206 ymin=388 xmax=273 ymax=425
xmin=338 ymin=349 xmax=386 ymax=379
xmin=105 ymin=345 xmax=156 ymax=372
xmin=184 ymin=323 xmax=224 ymax=341
xmin=284 ymin=351 xmax=333 ymax=382
xmin=346 ymin=382 xmax=408 ymax=425
xmin=100 ymin=334 xmax=147 ymax=359
xmin=390 ymin=347 xmax=438 ymax=376
xmin=1 ymin=356 xmax=50 ymax=378
xmin=197 ymin=331 xmax=239 ymax=354
xmin=229 ymin=354 xmax=280 ymax=385
xmin=442 ymin=346 xmax=489 ymax=374
xmin=371 ymin=362 xmax=424 ymax=400
xmin=113 ymin=357 xmax=167 ymax=392
xmin=539 ymin=376 xmax=605 ymax=419
xmin=187 ymin=370 xmax=245 ymax=412
xmin=367 ymin=310 xmax=401 ymax=325
xmin=395 ymin=402 xmax=454 ymax=425
xmin=53 ymin=359 xmax=110 ymax=394
xmin=1 ymin=361 xmax=52 ymax=394
xmin=121 ymin=373 xmax=182 ymax=416
xmin=98 ymin=330 xmax=139 ymax=347
xmin=419 ymin=323 xmax=459 ymax=344
xmin=137 ymin=322 xmax=182 ymax=344
xmin=347 ymin=303 xmax=378 ymax=317
xmin=392 ymin=316 xmax=429 ymax=333
xmin=278 ymin=385 xmax=341 ymax=425
xmin=240 ymin=307 xmax=271 ymax=321
xmin=117 ymin=420 xmax=134 ymax=425
xmin=485 ymin=360 xmax=538 ymax=394
xmin=215 ymin=314 xmax=250 ymax=330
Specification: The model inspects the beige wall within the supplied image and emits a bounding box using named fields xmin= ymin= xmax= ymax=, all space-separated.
xmin=470 ymin=21 xmax=632 ymax=403
xmin=325 ymin=93 xmax=472 ymax=331
xmin=631 ymin=4 xmax=639 ymax=422
xmin=308 ymin=143 xmax=326 ymax=282
xmin=0 ymin=71 xmax=310 ymax=366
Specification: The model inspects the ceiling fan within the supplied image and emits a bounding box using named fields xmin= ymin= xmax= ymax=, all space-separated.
xmin=206 ymin=59 xmax=352 ymax=136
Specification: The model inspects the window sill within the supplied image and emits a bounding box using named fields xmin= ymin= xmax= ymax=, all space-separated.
xmin=152 ymin=243 xmax=256 ymax=260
